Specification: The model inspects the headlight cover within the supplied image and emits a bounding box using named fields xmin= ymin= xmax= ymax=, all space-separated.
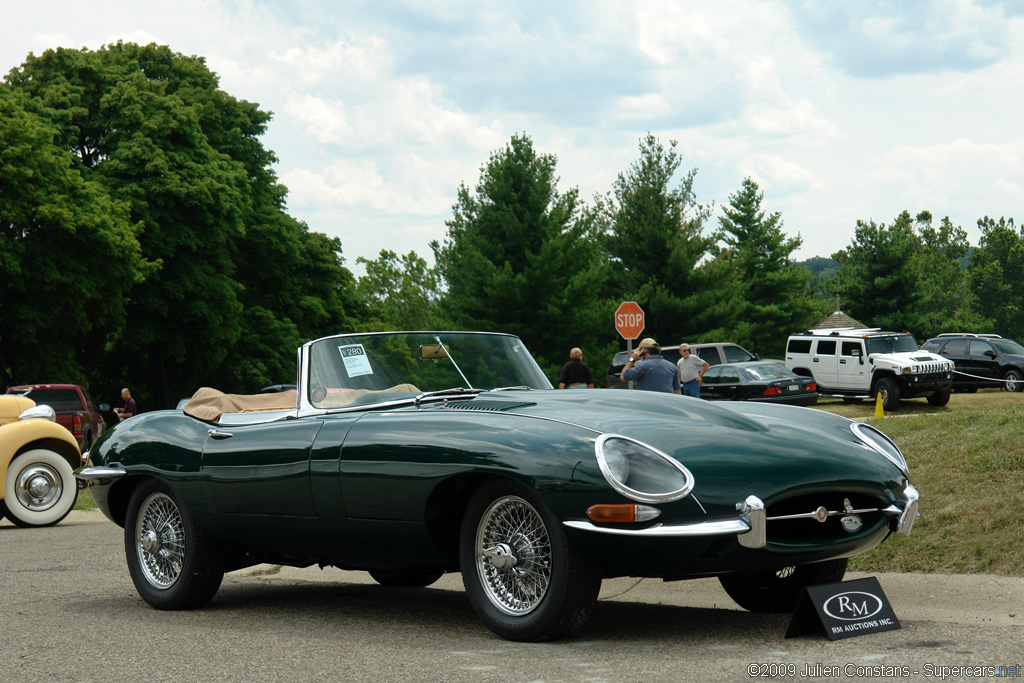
xmin=594 ymin=434 xmax=694 ymax=503
xmin=852 ymin=423 xmax=909 ymax=476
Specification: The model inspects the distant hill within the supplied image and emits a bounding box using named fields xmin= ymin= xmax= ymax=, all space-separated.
xmin=796 ymin=256 xmax=838 ymax=279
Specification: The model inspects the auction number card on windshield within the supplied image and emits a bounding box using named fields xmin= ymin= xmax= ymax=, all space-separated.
xmin=338 ymin=344 xmax=373 ymax=377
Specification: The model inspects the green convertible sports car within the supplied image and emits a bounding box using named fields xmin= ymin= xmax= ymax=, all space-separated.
xmin=77 ymin=331 xmax=919 ymax=641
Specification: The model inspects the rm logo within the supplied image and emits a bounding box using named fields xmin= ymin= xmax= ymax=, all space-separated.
xmin=823 ymin=592 xmax=884 ymax=620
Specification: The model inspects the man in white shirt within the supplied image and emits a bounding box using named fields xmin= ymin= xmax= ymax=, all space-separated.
xmin=676 ymin=344 xmax=709 ymax=398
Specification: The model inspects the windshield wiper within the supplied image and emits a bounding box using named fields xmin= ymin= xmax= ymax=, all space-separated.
xmin=414 ymin=387 xmax=485 ymax=406
xmin=492 ymin=386 xmax=533 ymax=391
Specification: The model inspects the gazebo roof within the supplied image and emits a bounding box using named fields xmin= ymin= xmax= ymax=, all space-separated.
xmin=812 ymin=310 xmax=867 ymax=330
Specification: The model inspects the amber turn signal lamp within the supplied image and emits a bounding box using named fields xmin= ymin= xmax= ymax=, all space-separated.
xmin=586 ymin=504 xmax=661 ymax=523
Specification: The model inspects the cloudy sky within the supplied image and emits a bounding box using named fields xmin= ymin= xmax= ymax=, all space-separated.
xmin=4 ymin=0 xmax=1023 ymax=273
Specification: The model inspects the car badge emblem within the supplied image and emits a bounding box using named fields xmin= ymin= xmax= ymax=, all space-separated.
xmin=814 ymin=506 xmax=828 ymax=523
xmin=840 ymin=498 xmax=862 ymax=532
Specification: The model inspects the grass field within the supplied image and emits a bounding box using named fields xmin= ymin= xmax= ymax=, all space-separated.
xmin=836 ymin=389 xmax=1024 ymax=576
xmin=74 ymin=389 xmax=1024 ymax=576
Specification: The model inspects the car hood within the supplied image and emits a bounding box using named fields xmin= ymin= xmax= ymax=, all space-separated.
xmin=868 ymin=351 xmax=948 ymax=367
xmin=455 ymin=390 xmax=903 ymax=513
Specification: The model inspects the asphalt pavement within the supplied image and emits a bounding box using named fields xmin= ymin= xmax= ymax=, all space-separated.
xmin=2 ymin=510 xmax=1021 ymax=682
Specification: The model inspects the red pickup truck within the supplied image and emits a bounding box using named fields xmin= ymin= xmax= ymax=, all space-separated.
xmin=5 ymin=384 xmax=107 ymax=451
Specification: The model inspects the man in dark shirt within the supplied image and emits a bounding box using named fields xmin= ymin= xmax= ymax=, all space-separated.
xmin=114 ymin=387 xmax=137 ymax=421
xmin=620 ymin=338 xmax=681 ymax=394
xmin=558 ymin=347 xmax=595 ymax=389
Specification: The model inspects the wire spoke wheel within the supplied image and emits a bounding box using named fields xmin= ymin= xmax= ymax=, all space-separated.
xmin=460 ymin=480 xmax=600 ymax=641
xmin=125 ymin=481 xmax=224 ymax=610
xmin=476 ymin=495 xmax=552 ymax=615
xmin=135 ymin=492 xmax=185 ymax=589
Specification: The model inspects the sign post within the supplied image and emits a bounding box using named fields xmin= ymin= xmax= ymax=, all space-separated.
xmin=615 ymin=302 xmax=645 ymax=390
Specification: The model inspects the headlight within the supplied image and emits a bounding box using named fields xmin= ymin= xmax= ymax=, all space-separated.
xmin=851 ymin=423 xmax=909 ymax=476
xmin=594 ymin=434 xmax=694 ymax=503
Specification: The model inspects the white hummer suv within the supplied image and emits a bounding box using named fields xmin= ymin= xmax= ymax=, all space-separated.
xmin=784 ymin=328 xmax=954 ymax=410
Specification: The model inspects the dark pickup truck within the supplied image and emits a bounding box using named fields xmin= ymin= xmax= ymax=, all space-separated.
xmin=5 ymin=384 xmax=107 ymax=450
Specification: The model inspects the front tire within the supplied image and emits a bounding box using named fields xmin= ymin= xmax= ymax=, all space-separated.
xmin=875 ymin=377 xmax=900 ymax=411
xmin=459 ymin=480 xmax=601 ymax=641
xmin=1003 ymin=369 xmax=1023 ymax=392
xmin=124 ymin=480 xmax=224 ymax=610
xmin=719 ymin=558 xmax=848 ymax=613
xmin=3 ymin=448 xmax=78 ymax=527
xmin=927 ymin=390 xmax=951 ymax=406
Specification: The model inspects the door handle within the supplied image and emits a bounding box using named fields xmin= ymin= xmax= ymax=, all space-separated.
xmin=208 ymin=429 xmax=234 ymax=440
xmin=840 ymin=359 xmax=847 ymax=364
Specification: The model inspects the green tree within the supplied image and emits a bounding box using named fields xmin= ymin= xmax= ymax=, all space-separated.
xmin=0 ymin=83 xmax=148 ymax=386
xmin=6 ymin=43 xmax=362 ymax=406
xmin=599 ymin=134 xmax=742 ymax=346
xmin=431 ymin=134 xmax=613 ymax=378
xmin=831 ymin=211 xmax=925 ymax=334
xmin=968 ymin=216 xmax=1023 ymax=339
xmin=715 ymin=177 xmax=815 ymax=356
xmin=915 ymin=212 xmax=989 ymax=337
xmin=356 ymin=250 xmax=444 ymax=330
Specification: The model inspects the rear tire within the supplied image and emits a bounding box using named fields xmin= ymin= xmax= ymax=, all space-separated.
xmin=124 ymin=480 xmax=224 ymax=610
xmin=459 ymin=479 xmax=601 ymax=641
xmin=3 ymin=448 xmax=78 ymax=527
xmin=719 ymin=558 xmax=848 ymax=613
xmin=927 ymin=390 xmax=951 ymax=406
xmin=1003 ymin=369 xmax=1023 ymax=392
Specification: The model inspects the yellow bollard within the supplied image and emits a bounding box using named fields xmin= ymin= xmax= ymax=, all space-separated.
xmin=874 ymin=392 xmax=884 ymax=419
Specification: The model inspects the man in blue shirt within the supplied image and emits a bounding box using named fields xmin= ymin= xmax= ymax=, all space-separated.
xmin=620 ymin=338 xmax=681 ymax=394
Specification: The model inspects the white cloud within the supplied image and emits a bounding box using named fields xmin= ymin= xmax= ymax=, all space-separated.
xmin=272 ymin=35 xmax=390 ymax=85
xmin=617 ymin=93 xmax=671 ymax=120
xmin=1 ymin=0 xmax=1022 ymax=273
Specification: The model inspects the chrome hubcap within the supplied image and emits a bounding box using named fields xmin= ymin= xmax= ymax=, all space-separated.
xmin=135 ymin=493 xmax=185 ymax=589
xmin=476 ymin=495 xmax=551 ymax=615
xmin=15 ymin=465 xmax=61 ymax=511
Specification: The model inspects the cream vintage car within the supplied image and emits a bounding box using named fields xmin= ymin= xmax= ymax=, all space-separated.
xmin=0 ymin=394 xmax=81 ymax=527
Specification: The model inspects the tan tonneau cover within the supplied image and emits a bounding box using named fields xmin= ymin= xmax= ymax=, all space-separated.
xmin=183 ymin=387 xmax=296 ymax=422
xmin=183 ymin=384 xmax=423 ymax=422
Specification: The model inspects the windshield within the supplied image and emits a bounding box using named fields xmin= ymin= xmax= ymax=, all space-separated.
xmin=16 ymin=388 xmax=80 ymax=411
xmin=991 ymin=338 xmax=1024 ymax=356
xmin=304 ymin=332 xmax=552 ymax=409
xmin=866 ymin=335 xmax=919 ymax=355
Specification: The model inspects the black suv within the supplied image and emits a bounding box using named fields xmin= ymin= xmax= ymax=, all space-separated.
xmin=920 ymin=334 xmax=1024 ymax=392
xmin=604 ymin=342 xmax=758 ymax=389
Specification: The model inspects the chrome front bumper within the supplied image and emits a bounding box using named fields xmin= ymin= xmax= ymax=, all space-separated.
xmin=74 ymin=465 xmax=128 ymax=482
xmin=563 ymin=485 xmax=921 ymax=550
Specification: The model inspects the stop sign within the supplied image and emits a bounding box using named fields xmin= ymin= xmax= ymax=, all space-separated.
xmin=615 ymin=301 xmax=645 ymax=340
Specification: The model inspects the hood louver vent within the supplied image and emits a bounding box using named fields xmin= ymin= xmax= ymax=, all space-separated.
xmin=445 ymin=400 xmax=536 ymax=412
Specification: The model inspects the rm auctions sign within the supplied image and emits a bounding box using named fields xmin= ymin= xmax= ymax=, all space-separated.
xmin=786 ymin=577 xmax=901 ymax=640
